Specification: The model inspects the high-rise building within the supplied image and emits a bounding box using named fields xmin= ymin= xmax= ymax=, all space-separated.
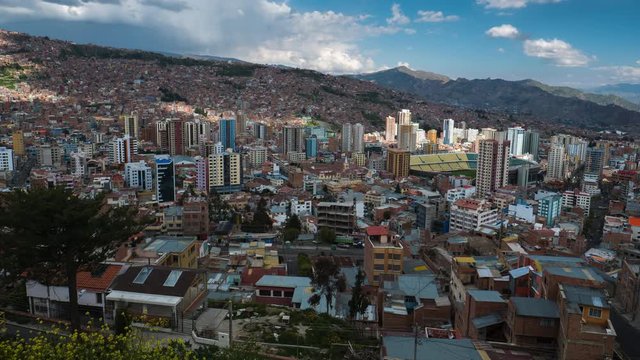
xmin=546 ymin=144 xmax=566 ymax=182
xmin=387 ymin=148 xmax=410 ymax=179
xmin=12 ymin=130 xmax=25 ymax=156
xmin=450 ymin=199 xmax=499 ymax=232
xmin=123 ymin=114 xmax=139 ymax=139
xmin=353 ymin=123 xmax=364 ymax=153
xmin=125 ymin=160 xmax=153 ymax=190
xmin=306 ymin=135 xmax=318 ymax=159
xmin=476 ymin=139 xmax=510 ymax=198
xmin=36 ymin=144 xmax=62 ymax=167
xmin=507 ymin=127 xmax=525 ymax=156
xmin=0 ymin=147 xmax=14 ymax=172
xmin=236 ymin=111 xmax=247 ymax=135
xmin=443 ymin=119 xmax=455 ymax=145
xmin=427 ymin=129 xmax=438 ymax=144
xmin=585 ymin=148 xmax=605 ymax=177
xmin=248 ymin=146 xmax=268 ymax=166
xmin=155 ymin=155 xmax=175 ymax=203
xmin=341 ymin=123 xmax=353 ymax=153
xmin=363 ymin=226 xmax=403 ymax=286
xmin=282 ymin=126 xmax=305 ymax=155
xmin=183 ymin=121 xmax=199 ymax=150
xmin=480 ymin=128 xmax=497 ymax=141
xmin=398 ymin=123 xmax=417 ymax=152
xmin=398 ymin=109 xmax=411 ymax=125
xmin=204 ymin=150 xmax=243 ymax=194
xmin=70 ymin=150 xmax=87 ymax=178
xmin=155 ymin=120 xmax=169 ymax=151
xmin=537 ymin=194 xmax=562 ymax=226
xmin=385 ymin=116 xmax=397 ymax=142
xmin=109 ymin=135 xmax=138 ymax=164
xmin=219 ymin=118 xmax=236 ymax=150
xmin=167 ymin=119 xmax=185 ymax=156
xmin=562 ymin=189 xmax=591 ymax=215
xmin=523 ymin=130 xmax=540 ymax=160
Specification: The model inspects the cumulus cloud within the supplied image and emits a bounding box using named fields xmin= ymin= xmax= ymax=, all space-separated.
xmin=595 ymin=66 xmax=640 ymax=82
xmin=0 ymin=0 xmax=404 ymax=73
xmin=387 ymin=3 xmax=409 ymax=25
xmin=523 ymin=38 xmax=591 ymax=67
xmin=477 ymin=0 xmax=562 ymax=9
xmin=485 ymin=24 xmax=520 ymax=39
xmin=415 ymin=10 xmax=459 ymax=23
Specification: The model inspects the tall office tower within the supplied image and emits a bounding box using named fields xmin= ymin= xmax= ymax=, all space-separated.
xmin=204 ymin=150 xmax=243 ymax=194
xmin=342 ymin=123 xmax=353 ymax=153
xmin=387 ymin=148 xmax=410 ymax=179
xmin=427 ymin=129 xmax=438 ymax=144
xmin=155 ymin=155 xmax=175 ymax=203
xmin=595 ymin=141 xmax=611 ymax=167
xmin=585 ymin=148 xmax=605 ymax=177
xmin=12 ymin=130 xmax=25 ymax=156
xmin=183 ymin=121 xmax=199 ymax=149
xmin=443 ymin=119 xmax=455 ymax=145
xmin=385 ymin=116 xmax=397 ymax=142
xmin=397 ymin=109 xmax=412 ymax=125
xmin=219 ymin=118 xmax=236 ymax=150
xmin=70 ymin=150 xmax=87 ymax=178
xmin=236 ymin=111 xmax=247 ymax=135
xmin=546 ymin=144 xmax=566 ymax=181
xmin=36 ymin=144 xmax=63 ymax=167
xmin=523 ymin=130 xmax=540 ymax=160
xmin=155 ymin=120 xmax=169 ymax=151
xmin=282 ymin=126 xmax=305 ymax=155
xmin=306 ymin=135 xmax=318 ymax=159
xmin=125 ymin=160 xmax=153 ymax=190
xmin=0 ymin=147 xmax=14 ymax=172
xmin=196 ymin=120 xmax=212 ymax=144
xmin=459 ymin=121 xmax=467 ymax=130
xmin=123 ymin=114 xmax=139 ymax=139
xmin=109 ymin=135 xmax=138 ymax=164
xmin=254 ymin=122 xmax=267 ymax=140
xmin=353 ymin=123 xmax=365 ymax=153
xmin=398 ymin=124 xmax=417 ymax=152
xmin=507 ymin=127 xmax=525 ymax=156
xmin=480 ymin=128 xmax=497 ymax=141
xmin=476 ymin=138 xmax=510 ymax=198
xmin=167 ymin=118 xmax=185 ymax=156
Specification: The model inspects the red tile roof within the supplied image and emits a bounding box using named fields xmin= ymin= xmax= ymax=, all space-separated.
xmin=76 ymin=265 xmax=122 ymax=292
xmin=630 ymin=217 xmax=640 ymax=227
xmin=367 ymin=226 xmax=389 ymax=236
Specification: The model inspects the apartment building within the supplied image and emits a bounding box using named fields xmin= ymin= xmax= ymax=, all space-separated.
xmin=364 ymin=226 xmax=403 ymax=286
xmin=449 ymin=199 xmax=499 ymax=232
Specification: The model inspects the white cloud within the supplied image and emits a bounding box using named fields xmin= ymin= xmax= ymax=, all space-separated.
xmin=485 ymin=24 xmax=520 ymax=39
xmin=595 ymin=66 xmax=640 ymax=82
xmin=387 ymin=3 xmax=409 ymax=25
xmin=498 ymin=47 xmax=505 ymax=53
xmin=397 ymin=61 xmax=411 ymax=68
xmin=415 ymin=10 xmax=459 ymax=23
xmin=0 ymin=0 xmax=404 ymax=74
xmin=404 ymin=28 xmax=416 ymax=35
xmin=636 ymin=59 xmax=640 ymax=65
xmin=477 ymin=0 xmax=562 ymax=9
xmin=523 ymin=38 xmax=591 ymax=67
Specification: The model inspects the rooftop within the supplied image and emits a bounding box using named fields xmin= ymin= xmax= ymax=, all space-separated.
xmin=143 ymin=236 xmax=196 ymax=254
xmin=511 ymin=297 xmax=559 ymax=318
xmin=255 ymin=275 xmax=311 ymax=289
xmin=383 ymin=336 xmax=481 ymax=360
xmin=366 ymin=225 xmax=389 ymax=236
xmin=562 ymin=284 xmax=609 ymax=314
xmin=468 ymin=290 xmax=505 ymax=303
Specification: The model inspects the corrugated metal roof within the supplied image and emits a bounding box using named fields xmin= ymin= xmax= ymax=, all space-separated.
xmin=472 ymin=313 xmax=504 ymax=329
xmin=468 ymin=290 xmax=505 ymax=303
xmin=511 ymin=297 xmax=559 ymax=318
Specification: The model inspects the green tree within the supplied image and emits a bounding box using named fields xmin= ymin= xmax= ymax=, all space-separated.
xmin=297 ymin=253 xmax=313 ymax=277
xmin=0 ymin=187 xmax=147 ymax=330
xmin=318 ymin=227 xmax=336 ymax=244
xmin=282 ymin=228 xmax=300 ymax=243
xmin=284 ymin=214 xmax=302 ymax=231
xmin=247 ymin=197 xmax=272 ymax=232
xmin=309 ymin=257 xmax=343 ymax=314
xmin=348 ymin=269 xmax=370 ymax=320
xmin=208 ymin=189 xmax=232 ymax=222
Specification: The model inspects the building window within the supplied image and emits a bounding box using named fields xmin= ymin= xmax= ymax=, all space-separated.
xmin=374 ymin=264 xmax=385 ymax=271
xmin=259 ymin=289 xmax=271 ymax=296
xmin=588 ymin=308 xmax=602 ymax=318
xmin=96 ymin=293 xmax=103 ymax=304
xmin=273 ymin=290 xmax=283 ymax=297
xmin=284 ymin=291 xmax=294 ymax=298
xmin=374 ymin=253 xmax=385 ymax=260
xmin=393 ymin=254 xmax=402 ymax=260
xmin=540 ymin=318 xmax=554 ymax=327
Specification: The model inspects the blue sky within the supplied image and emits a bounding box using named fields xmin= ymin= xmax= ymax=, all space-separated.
xmin=0 ymin=0 xmax=638 ymax=87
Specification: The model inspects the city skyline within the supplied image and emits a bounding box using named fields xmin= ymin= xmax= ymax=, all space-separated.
xmin=0 ymin=0 xmax=638 ymax=87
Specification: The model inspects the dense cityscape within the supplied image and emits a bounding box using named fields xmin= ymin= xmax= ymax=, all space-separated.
xmin=0 ymin=7 xmax=640 ymax=360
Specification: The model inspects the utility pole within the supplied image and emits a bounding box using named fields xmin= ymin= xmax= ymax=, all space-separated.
xmin=228 ymin=300 xmax=233 ymax=347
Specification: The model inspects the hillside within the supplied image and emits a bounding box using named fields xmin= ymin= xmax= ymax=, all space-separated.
xmin=355 ymin=66 xmax=640 ymax=133
xmin=590 ymin=83 xmax=640 ymax=105
xmin=0 ymin=30 xmax=631 ymax=137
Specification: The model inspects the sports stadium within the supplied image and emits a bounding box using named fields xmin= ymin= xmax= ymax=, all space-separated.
xmin=410 ymin=153 xmax=477 ymax=177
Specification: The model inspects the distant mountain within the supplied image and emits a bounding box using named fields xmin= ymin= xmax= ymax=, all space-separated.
xmin=354 ymin=66 xmax=640 ymax=132
xmin=590 ymin=83 xmax=640 ymax=105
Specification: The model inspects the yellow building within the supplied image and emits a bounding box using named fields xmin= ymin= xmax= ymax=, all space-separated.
xmin=387 ymin=148 xmax=410 ymax=179
xmin=12 ymin=130 xmax=25 ymax=156
xmin=364 ymin=226 xmax=403 ymax=286
xmin=427 ymin=129 xmax=438 ymax=144
xmin=351 ymin=152 xmax=366 ymax=167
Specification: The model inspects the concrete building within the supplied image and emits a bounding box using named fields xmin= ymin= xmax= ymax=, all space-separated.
xmin=507 ymin=127 xmax=525 ymax=156
xmin=476 ymin=139 xmax=510 ymax=198
xmin=305 ymin=135 xmax=318 ymax=159
xmin=282 ymin=125 xmax=305 ymax=155
xmin=449 ymin=199 xmax=499 ymax=232
xmin=316 ymin=202 xmax=356 ymax=235
xmin=546 ymin=144 xmax=566 ymax=182
xmin=353 ymin=123 xmax=364 ymax=153
xmin=397 ymin=109 xmax=411 ymax=125
xmin=562 ymin=189 xmax=591 ymax=215
xmin=385 ymin=116 xmax=396 ymax=142
xmin=109 ymin=135 xmax=138 ymax=165
xmin=585 ymin=148 xmax=605 ymax=177
xmin=167 ymin=118 xmax=185 ymax=156
xmin=248 ymin=146 xmax=268 ymax=167
xmin=538 ymin=194 xmax=562 ymax=226
xmin=387 ymin=148 xmax=410 ymax=179
xmin=202 ymin=150 xmax=243 ymax=194
xmin=364 ymin=226 xmax=403 ymax=286
xmin=122 ymin=114 xmax=139 ymax=138
xmin=341 ymin=123 xmax=353 ymax=153
xmin=182 ymin=197 xmax=209 ymax=237
xmin=125 ymin=161 xmax=153 ymax=190
xmin=0 ymin=147 xmax=14 ymax=172
xmin=427 ymin=129 xmax=438 ymax=144
xmin=446 ymin=186 xmax=476 ymax=203
xmin=12 ymin=130 xmax=25 ymax=156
